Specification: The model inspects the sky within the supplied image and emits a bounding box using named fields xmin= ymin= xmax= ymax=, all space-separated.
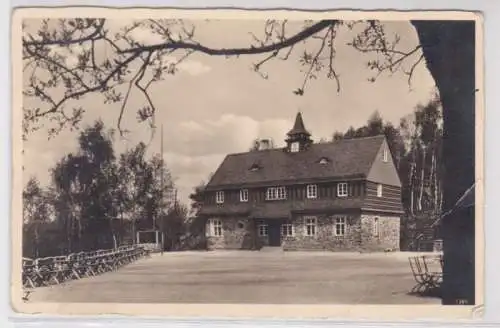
xmin=22 ymin=19 xmax=436 ymax=206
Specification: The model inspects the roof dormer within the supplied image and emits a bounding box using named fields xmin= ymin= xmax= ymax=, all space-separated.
xmin=319 ymin=157 xmax=330 ymax=165
xmin=249 ymin=162 xmax=262 ymax=172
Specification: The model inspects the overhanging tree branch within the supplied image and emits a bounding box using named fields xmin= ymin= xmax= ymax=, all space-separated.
xmin=119 ymin=20 xmax=336 ymax=56
xmin=22 ymin=18 xmax=425 ymax=139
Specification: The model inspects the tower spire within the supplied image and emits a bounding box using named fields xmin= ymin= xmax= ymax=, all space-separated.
xmin=285 ymin=111 xmax=313 ymax=152
xmin=287 ymin=111 xmax=311 ymax=137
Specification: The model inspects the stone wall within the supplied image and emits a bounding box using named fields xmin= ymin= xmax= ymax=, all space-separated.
xmin=360 ymin=214 xmax=400 ymax=251
xmin=282 ymin=213 xmax=400 ymax=252
xmin=206 ymin=217 xmax=258 ymax=250
xmin=205 ymin=213 xmax=400 ymax=252
xmin=282 ymin=215 xmax=363 ymax=251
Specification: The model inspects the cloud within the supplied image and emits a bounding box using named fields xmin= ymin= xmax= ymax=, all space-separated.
xmin=159 ymin=114 xmax=294 ymax=203
xmin=164 ymin=114 xmax=292 ymax=157
xmin=163 ymin=152 xmax=224 ymax=178
xmin=125 ymin=25 xmax=165 ymax=45
xmin=161 ymin=152 xmax=226 ymax=203
xmin=161 ymin=55 xmax=212 ymax=76
xmin=176 ymin=60 xmax=212 ymax=76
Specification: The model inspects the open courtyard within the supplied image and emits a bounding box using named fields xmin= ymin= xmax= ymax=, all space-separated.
xmin=27 ymin=251 xmax=441 ymax=304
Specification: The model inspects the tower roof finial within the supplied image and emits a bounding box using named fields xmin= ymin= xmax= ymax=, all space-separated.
xmin=287 ymin=111 xmax=311 ymax=137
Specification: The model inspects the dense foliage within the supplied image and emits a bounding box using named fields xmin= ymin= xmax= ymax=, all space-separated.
xmin=22 ymin=120 xmax=187 ymax=258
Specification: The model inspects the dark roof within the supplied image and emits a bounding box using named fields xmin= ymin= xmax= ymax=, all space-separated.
xmin=287 ymin=112 xmax=311 ymax=137
xmin=205 ymin=135 xmax=386 ymax=189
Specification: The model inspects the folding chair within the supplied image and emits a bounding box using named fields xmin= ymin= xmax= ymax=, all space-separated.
xmin=408 ymin=255 xmax=442 ymax=295
xmin=22 ymin=258 xmax=38 ymax=289
xmin=35 ymin=257 xmax=59 ymax=286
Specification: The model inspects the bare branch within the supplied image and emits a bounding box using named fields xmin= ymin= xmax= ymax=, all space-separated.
xmin=327 ymin=26 xmax=341 ymax=92
xmin=117 ymin=58 xmax=150 ymax=135
xmin=120 ymin=20 xmax=336 ymax=56
xmin=23 ymin=19 xmax=105 ymax=47
xmin=33 ymin=51 xmax=142 ymax=119
xmin=253 ymin=50 xmax=279 ymax=78
xmin=22 ymin=19 xmax=422 ymax=139
xmin=405 ymin=53 xmax=425 ymax=87
xmin=296 ymin=27 xmax=331 ymax=94
xmin=349 ymin=20 xmax=424 ymax=85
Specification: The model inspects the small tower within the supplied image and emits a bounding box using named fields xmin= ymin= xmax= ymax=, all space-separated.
xmin=285 ymin=112 xmax=313 ymax=152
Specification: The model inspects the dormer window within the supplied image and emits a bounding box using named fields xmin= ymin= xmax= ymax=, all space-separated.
xmin=290 ymin=142 xmax=300 ymax=152
xmin=337 ymin=183 xmax=348 ymax=197
xmin=319 ymin=157 xmax=329 ymax=165
xmin=249 ymin=163 xmax=261 ymax=172
xmin=383 ymin=146 xmax=389 ymax=162
xmin=240 ymin=189 xmax=249 ymax=202
xmin=215 ymin=191 xmax=224 ymax=204
xmin=306 ymin=184 xmax=318 ymax=199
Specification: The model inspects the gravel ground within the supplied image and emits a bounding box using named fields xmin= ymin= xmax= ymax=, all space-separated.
xmin=26 ymin=251 xmax=441 ymax=304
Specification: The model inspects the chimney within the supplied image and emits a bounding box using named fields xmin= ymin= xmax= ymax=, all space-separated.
xmin=259 ymin=139 xmax=271 ymax=150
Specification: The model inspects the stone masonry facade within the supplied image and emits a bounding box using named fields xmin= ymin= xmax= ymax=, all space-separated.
xmin=206 ymin=217 xmax=256 ymax=250
xmin=359 ymin=214 xmax=400 ymax=251
xmin=206 ymin=214 xmax=400 ymax=252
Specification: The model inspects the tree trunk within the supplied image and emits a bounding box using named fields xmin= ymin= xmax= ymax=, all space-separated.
xmin=418 ymin=146 xmax=426 ymax=212
xmin=34 ymin=223 xmax=40 ymax=258
xmin=412 ymin=20 xmax=476 ymax=305
xmin=409 ymin=161 xmax=415 ymax=215
xmin=132 ymin=218 xmax=137 ymax=244
xmin=431 ymin=151 xmax=439 ymax=212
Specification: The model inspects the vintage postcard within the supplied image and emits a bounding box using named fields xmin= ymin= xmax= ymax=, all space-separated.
xmin=11 ymin=7 xmax=484 ymax=320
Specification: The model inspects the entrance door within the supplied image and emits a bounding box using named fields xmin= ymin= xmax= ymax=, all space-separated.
xmin=268 ymin=221 xmax=282 ymax=247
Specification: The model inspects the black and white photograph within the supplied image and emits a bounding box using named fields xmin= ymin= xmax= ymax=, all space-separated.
xmin=12 ymin=8 xmax=483 ymax=319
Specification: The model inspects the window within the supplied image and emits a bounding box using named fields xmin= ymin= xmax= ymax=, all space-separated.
xmin=373 ymin=217 xmax=379 ymax=237
xmin=383 ymin=146 xmax=389 ymax=162
xmin=240 ymin=189 xmax=249 ymax=202
xmin=249 ymin=163 xmax=261 ymax=172
xmin=306 ymin=184 xmax=318 ymax=199
xmin=258 ymin=222 xmax=268 ymax=237
xmin=237 ymin=221 xmax=246 ymax=229
xmin=377 ymin=184 xmax=383 ymax=197
xmin=215 ymin=191 xmax=224 ymax=204
xmin=337 ymin=183 xmax=348 ymax=197
xmin=281 ymin=221 xmax=294 ymax=237
xmin=334 ymin=217 xmax=347 ymax=236
xmin=304 ymin=216 xmax=317 ymax=237
xmin=290 ymin=142 xmax=300 ymax=152
xmin=207 ymin=219 xmax=223 ymax=237
xmin=266 ymin=186 xmax=287 ymax=200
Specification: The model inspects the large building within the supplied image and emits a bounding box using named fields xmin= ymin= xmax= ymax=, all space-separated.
xmin=198 ymin=112 xmax=404 ymax=251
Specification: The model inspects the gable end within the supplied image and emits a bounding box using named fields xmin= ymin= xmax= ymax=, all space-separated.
xmin=366 ymin=138 xmax=402 ymax=187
